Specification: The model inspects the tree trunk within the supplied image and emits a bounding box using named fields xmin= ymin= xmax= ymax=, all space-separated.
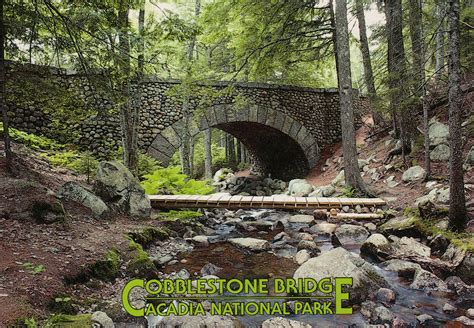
xmin=189 ymin=137 xmax=194 ymax=177
xmin=240 ymin=142 xmax=246 ymax=163
xmin=447 ymin=0 xmax=466 ymax=231
xmin=408 ymin=0 xmax=431 ymax=178
xmin=408 ymin=0 xmax=423 ymax=98
xmin=117 ymin=0 xmax=138 ymax=174
xmin=138 ymin=5 xmax=145 ymax=75
xmin=436 ymin=2 xmax=446 ymax=79
xmin=385 ymin=0 xmax=399 ymax=137
xmin=386 ymin=0 xmax=411 ymax=166
xmin=204 ymin=128 xmax=212 ymax=179
xmin=226 ymin=134 xmax=236 ymax=165
xmin=334 ymin=0 xmax=368 ymax=194
xmin=0 ymin=0 xmax=11 ymax=173
xmin=179 ymin=0 xmax=200 ymax=176
xmin=329 ymin=0 xmax=340 ymax=86
xmin=355 ymin=0 xmax=383 ymax=126
xmin=236 ymin=140 xmax=242 ymax=165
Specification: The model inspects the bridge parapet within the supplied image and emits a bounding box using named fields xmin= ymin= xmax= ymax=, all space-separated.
xmin=5 ymin=61 xmax=367 ymax=178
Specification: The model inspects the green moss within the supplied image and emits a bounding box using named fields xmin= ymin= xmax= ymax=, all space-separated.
xmin=415 ymin=219 xmax=474 ymax=252
xmin=64 ymin=249 xmax=120 ymax=284
xmin=380 ymin=215 xmax=421 ymax=232
xmin=45 ymin=314 xmax=92 ymax=327
xmin=160 ymin=210 xmax=203 ymax=220
xmin=126 ymin=239 xmax=156 ymax=276
xmin=89 ymin=249 xmax=120 ymax=281
xmin=158 ymin=211 xmax=204 ymax=235
xmin=127 ymin=227 xmax=171 ymax=247
xmin=48 ymin=295 xmax=75 ymax=315
xmin=410 ymin=133 xmax=425 ymax=155
xmin=403 ymin=207 xmax=420 ymax=217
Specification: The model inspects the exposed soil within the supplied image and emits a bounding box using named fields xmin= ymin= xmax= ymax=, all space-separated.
xmin=0 ymin=143 xmax=160 ymax=325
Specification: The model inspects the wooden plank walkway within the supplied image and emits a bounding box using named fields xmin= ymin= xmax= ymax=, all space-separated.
xmin=149 ymin=194 xmax=387 ymax=210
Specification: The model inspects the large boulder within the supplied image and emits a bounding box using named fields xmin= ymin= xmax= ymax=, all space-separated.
xmin=361 ymin=234 xmax=392 ymax=260
xmin=381 ymin=259 xmax=421 ymax=277
xmin=379 ymin=216 xmax=420 ymax=236
xmin=94 ymin=161 xmax=151 ymax=219
xmin=429 ymin=121 xmax=449 ymax=147
xmin=309 ymin=185 xmax=336 ymax=197
xmin=288 ymin=179 xmax=313 ymax=196
xmin=58 ymin=181 xmax=109 ymax=219
xmin=392 ymin=237 xmax=431 ymax=259
xmin=457 ymin=252 xmax=474 ymax=284
xmin=333 ymin=224 xmax=369 ymax=247
xmin=402 ymin=166 xmax=426 ymax=182
xmin=410 ymin=268 xmax=449 ymax=291
xmin=430 ymin=144 xmax=450 ymax=162
xmin=293 ymin=247 xmax=388 ymax=304
xmin=91 ymin=311 xmax=114 ymax=328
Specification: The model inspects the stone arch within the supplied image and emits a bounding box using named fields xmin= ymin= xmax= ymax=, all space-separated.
xmin=147 ymin=105 xmax=319 ymax=180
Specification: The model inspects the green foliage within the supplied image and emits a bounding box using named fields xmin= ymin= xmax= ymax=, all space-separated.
xmin=48 ymin=295 xmax=74 ymax=315
xmin=416 ymin=219 xmax=474 ymax=252
xmin=141 ymin=166 xmax=215 ymax=195
xmin=237 ymin=162 xmax=251 ymax=171
xmin=44 ymin=314 xmax=92 ymax=328
xmin=116 ymin=147 xmax=161 ymax=179
xmin=160 ymin=210 xmax=203 ymax=220
xmin=190 ymin=136 xmax=227 ymax=178
xmin=341 ymin=186 xmax=356 ymax=197
xmin=0 ymin=123 xmax=62 ymax=150
xmin=42 ymin=150 xmax=98 ymax=177
xmin=22 ymin=262 xmax=45 ymax=275
xmin=138 ymin=152 xmax=161 ymax=179
xmin=24 ymin=318 xmax=37 ymax=328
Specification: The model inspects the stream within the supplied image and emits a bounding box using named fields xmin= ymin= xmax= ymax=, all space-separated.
xmin=143 ymin=208 xmax=465 ymax=327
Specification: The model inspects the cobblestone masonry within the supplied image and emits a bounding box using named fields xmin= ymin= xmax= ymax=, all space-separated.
xmin=6 ymin=62 xmax=367 ymax=179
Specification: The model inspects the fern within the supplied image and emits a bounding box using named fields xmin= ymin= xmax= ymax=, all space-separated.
xmin=141 ymin=166 xmax=215 ymax=195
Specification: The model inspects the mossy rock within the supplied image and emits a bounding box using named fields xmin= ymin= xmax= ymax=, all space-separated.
xmin=127 ymin=227 xmax=172 ymax=247
xmin=161 ymin=217 xmax=203 ymax=236
xmin=48 ymin=295 xmax=75 ymax=315
xmin=47 ymin=314 xmax=92 ymax=327
xmin=64 ymin=249 xmax=120 ymax=284
xmin=31 ymin=200 xmax=65 ymax=224
xmin=89 ymin=249 xmax=120 ymax=281
xmin=379 ymin=216 xmax=422 ymax=237
xmin=126 ymin=239 xmax=157 ymax=278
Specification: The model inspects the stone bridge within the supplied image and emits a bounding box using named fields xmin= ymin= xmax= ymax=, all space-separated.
xmin=6 ymin=62 xmax=367 ymax=179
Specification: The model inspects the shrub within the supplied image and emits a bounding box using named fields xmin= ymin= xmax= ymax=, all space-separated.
xmin=141 ymin=166 xmax=215 ymax=195
xmin=42 ymin=151 xmax=98 ymax=178
xmin=0 ymin=123 xmax=62 ymax=150
xmin=115 ymin=147 xmax=161 ymax=179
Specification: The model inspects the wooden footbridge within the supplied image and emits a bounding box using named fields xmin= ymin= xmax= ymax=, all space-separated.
xmin=149 ymin=194 xmax=387 ymax=211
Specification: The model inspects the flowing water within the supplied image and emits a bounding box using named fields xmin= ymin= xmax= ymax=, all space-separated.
xmin=152 ymin=209 xmax=464 ymax=327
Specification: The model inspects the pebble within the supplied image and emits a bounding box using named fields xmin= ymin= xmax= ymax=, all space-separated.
xmin=417 ymin=314 xmax=433 ymax=324
xmin=443 ymin=303 xmax=456 ymax=313
xmin=467 ymin=308 xmax=474 ymax=319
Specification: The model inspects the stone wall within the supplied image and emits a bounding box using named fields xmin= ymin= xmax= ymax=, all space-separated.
xmin=5 ymin=62 xmax=368 ymax=177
